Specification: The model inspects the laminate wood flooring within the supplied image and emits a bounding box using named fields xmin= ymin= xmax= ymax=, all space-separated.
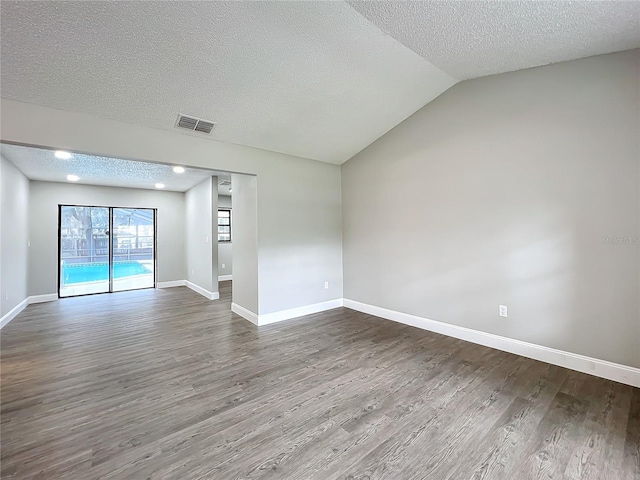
xmin=1 ymin=283 xmax=638 ymax=479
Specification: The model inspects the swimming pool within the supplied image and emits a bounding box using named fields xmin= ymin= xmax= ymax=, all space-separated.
xmin=62 ymin=262 xmax=152 ymax=284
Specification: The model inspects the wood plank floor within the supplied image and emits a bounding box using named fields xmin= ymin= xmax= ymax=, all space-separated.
xmin=1 ymin=282 xmax=638 ymax=479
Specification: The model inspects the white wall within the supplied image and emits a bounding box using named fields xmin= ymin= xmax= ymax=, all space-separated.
xmin=185 ymin=176 xmax=218 ymax=294
xmin=28 ymin=181 xmax=186 ymax=296
xmin=0 ymin=155 xmax=29 ymax=317
xmin=232 ymin=174 xmax=258 ymax=314
xmin=218 ymin=195 xmax=232 ymax=278
xmin=342 ymin=50 xmax=640 ymax=368
xmin=0 ymin=100 xmax=343 ymax=316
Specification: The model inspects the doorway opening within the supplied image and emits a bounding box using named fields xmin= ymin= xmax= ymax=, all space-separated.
xmin=58 ymin=205 xmax=156 ymax=297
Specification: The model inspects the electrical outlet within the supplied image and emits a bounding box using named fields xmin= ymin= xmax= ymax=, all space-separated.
xmin=222 ymin=264 xmax=225 ymax=269
xmin=499 ymin=305 xmax=508 ymax=317
xmin=324 ymin=281 xmax=329 ymax=289
xmin=5 ymin=293 xmax=8 ymax=301
xmin=192 ymin=269 xmax=195 ymax=275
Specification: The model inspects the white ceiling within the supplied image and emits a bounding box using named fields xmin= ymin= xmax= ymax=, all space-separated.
xmin=1 ymin=1 xmax=638 ymax=165
xmin=0 ymin=1 xmax=455 ymax=165
xmin=1 ymin=143 xmax=233 ymax=195
xmin=348 ymin=1 xmax=640 ymax=80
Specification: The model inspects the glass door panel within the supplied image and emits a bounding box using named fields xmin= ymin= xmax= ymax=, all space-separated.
xmin=111 ymin=208 xmax=155 ymax=292
xmin=59 ymin=206 xmax=110 ymax=297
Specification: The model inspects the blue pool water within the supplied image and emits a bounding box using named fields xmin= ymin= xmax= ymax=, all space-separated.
xmin=62 ymin=262 xmax=152 ymax=284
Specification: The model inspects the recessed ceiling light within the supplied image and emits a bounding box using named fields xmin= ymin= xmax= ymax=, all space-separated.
xmin=67 ymin=174 xmax=79 ymax=182
xmin=55 ymin=151 xmax=72 ymax=160
xmin=173 ymin=166 xmax=185 ymax=174
xmin=155 ymin=183 xmax=165 ymax=189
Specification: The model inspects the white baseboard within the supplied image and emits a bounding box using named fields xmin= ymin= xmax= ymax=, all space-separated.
xmin=258 ymin=299 xmax=344 ymax=326
xmin=343 ymin=299 xmax=640 ymax=388
xmin=231 ymin=302 xmax=258 ymax=325
xmin=157 ymin=280 xmax=185 ymax=288
xmin=185 ymin=281 xmax=219 ymax=300
xmin=29 ymin=293 xmax=58 ymax=304
xmin=0 ymin=298 xmax=29 ymax=329
xmin=1 ymin=293 xmax=58 ymax=329
xmin=231 ymin=299 xmax=343 ymax=326
xmin=218 ymin=275 xmax=233 ymax=282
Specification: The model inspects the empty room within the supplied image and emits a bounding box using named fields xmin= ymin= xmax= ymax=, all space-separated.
xmin=0 ymin=1 xmax=638 ymax=479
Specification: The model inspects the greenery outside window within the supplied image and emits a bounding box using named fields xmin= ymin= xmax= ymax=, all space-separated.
xmin=218 ymin=209 xmax=231 ymax=242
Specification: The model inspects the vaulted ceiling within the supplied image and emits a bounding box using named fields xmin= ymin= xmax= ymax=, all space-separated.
xmin=348 ymin=1 xmax=640 ymax=80
xmin=1 ymin=1 xmax=638 ymax=165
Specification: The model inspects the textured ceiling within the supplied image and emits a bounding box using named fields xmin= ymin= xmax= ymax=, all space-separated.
xmin=1 ymin=143 xmax=233 ymax=194
xmin=347 ymin=1 xmax=640 ymax=80
xmin=0 ymin=1 xmax=455 ymax=164
xmin=1 ymin=2 xmax=637 ymax=166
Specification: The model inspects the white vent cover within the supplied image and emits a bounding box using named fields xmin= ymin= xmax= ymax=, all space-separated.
xmin=175 ymin=114 xmax=216 ymax=134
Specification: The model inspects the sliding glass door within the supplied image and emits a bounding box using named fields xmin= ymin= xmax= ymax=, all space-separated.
xmin=59 ymin=206 xmax=110 ymax=297
xmin=59 ymin=206 xmax=156 ymax=298
xmin=111 ymin=208 xmax=155 ymax=292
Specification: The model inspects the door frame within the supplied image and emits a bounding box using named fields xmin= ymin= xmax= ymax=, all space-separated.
xmin=57 ymin=204 xmax=157 ymax=298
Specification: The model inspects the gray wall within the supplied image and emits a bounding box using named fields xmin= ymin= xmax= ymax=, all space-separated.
xmin=1 ymin=99 xmax=344 ymax=316
xmin=185 ymin=177 xmax=218 ymax=293
xmin=232 ymin=174 xmax=258 ymax=314
xmin=218 ymin=195 xmax=232 ymax=277
xmin=218 ymin=195 xmax=232 ymax=208
xmin=342 ymin=50 xmax=640 ymax=368
xmin=0 ymin=155 xmax=29 ymax=316
xmin=28 ymin=181 xmax=186 ymax=296
xmin=257 ymin=159 xmax=342 ymax=313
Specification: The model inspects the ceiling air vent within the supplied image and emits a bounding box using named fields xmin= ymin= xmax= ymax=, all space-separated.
xmin=175 ymin=114 xmax=216 ymax=134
